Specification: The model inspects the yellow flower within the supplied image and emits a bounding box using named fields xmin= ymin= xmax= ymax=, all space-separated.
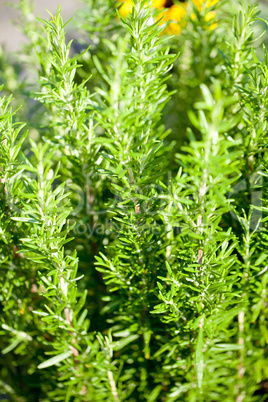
xmin=192 ymin=0 xmax=219 ymax=11
xmin=118 ymin=0 xmax=166 ymax=18
xmin=160 ymin=4 xmax=187 ymax=35
xmin=118 ymin=1 xmax=133 ymax=18
xmin=208 ymin=22 xmax=218 ymax=31
xmin=205 ymin=11 xmax=216 ymax=21
xmin=118 ymin=0 xmax=219 ymax=34
xmin=119 ymin=1 xmax=133 ymax=18
xmin=153 ymin=0 xmax=166 ymax=7
xmin=191 ymin=0 xmax=219 ymax=30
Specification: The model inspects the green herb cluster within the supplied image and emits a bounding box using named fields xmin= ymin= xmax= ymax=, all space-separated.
xmin=0 ymin=0 xmax=268 ymax=401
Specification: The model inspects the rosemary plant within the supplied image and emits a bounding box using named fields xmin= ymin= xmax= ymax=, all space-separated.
xmin=0 ymin=0 xmax=268 ymax=401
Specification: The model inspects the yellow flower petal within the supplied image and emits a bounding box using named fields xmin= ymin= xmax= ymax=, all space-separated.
xmin=118 ymin=1 xmax=133 ymax=18
xmin=192 ymin=0 xmax=219 ymax=11
xmin=165 ymin=22 xmax=182 ymax=35
xmin=160 ymin=4 xmax=187 ymax=34
xmin=117 ymin=0 xmax=219 ymax=35
xmin=192 ymin=0 xmax=203 ymax=11
xmin=205 ymin=11 xmax=216 ymax=22
xmin=152 ymin=0 xmax=166 ymax=7
xmin=209 ymin=22 xmax=218 ymax=31
xmin=161 ymin=4 xmax=187 ymax=24
xmin=207 ymin=0 xmax=219 ymax=7
xmin=166 ymin=4 xmax=187 ymax=21
xmin=118 ymin=0 xmax=166 ymax=18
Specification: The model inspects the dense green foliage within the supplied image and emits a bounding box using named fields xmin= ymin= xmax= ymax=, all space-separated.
xmin=0 ymin=0 xmax=268 ymax=400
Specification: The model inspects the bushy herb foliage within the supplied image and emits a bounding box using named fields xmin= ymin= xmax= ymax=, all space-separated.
xmin=0 ymin=0 xmax=268 ymax=401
